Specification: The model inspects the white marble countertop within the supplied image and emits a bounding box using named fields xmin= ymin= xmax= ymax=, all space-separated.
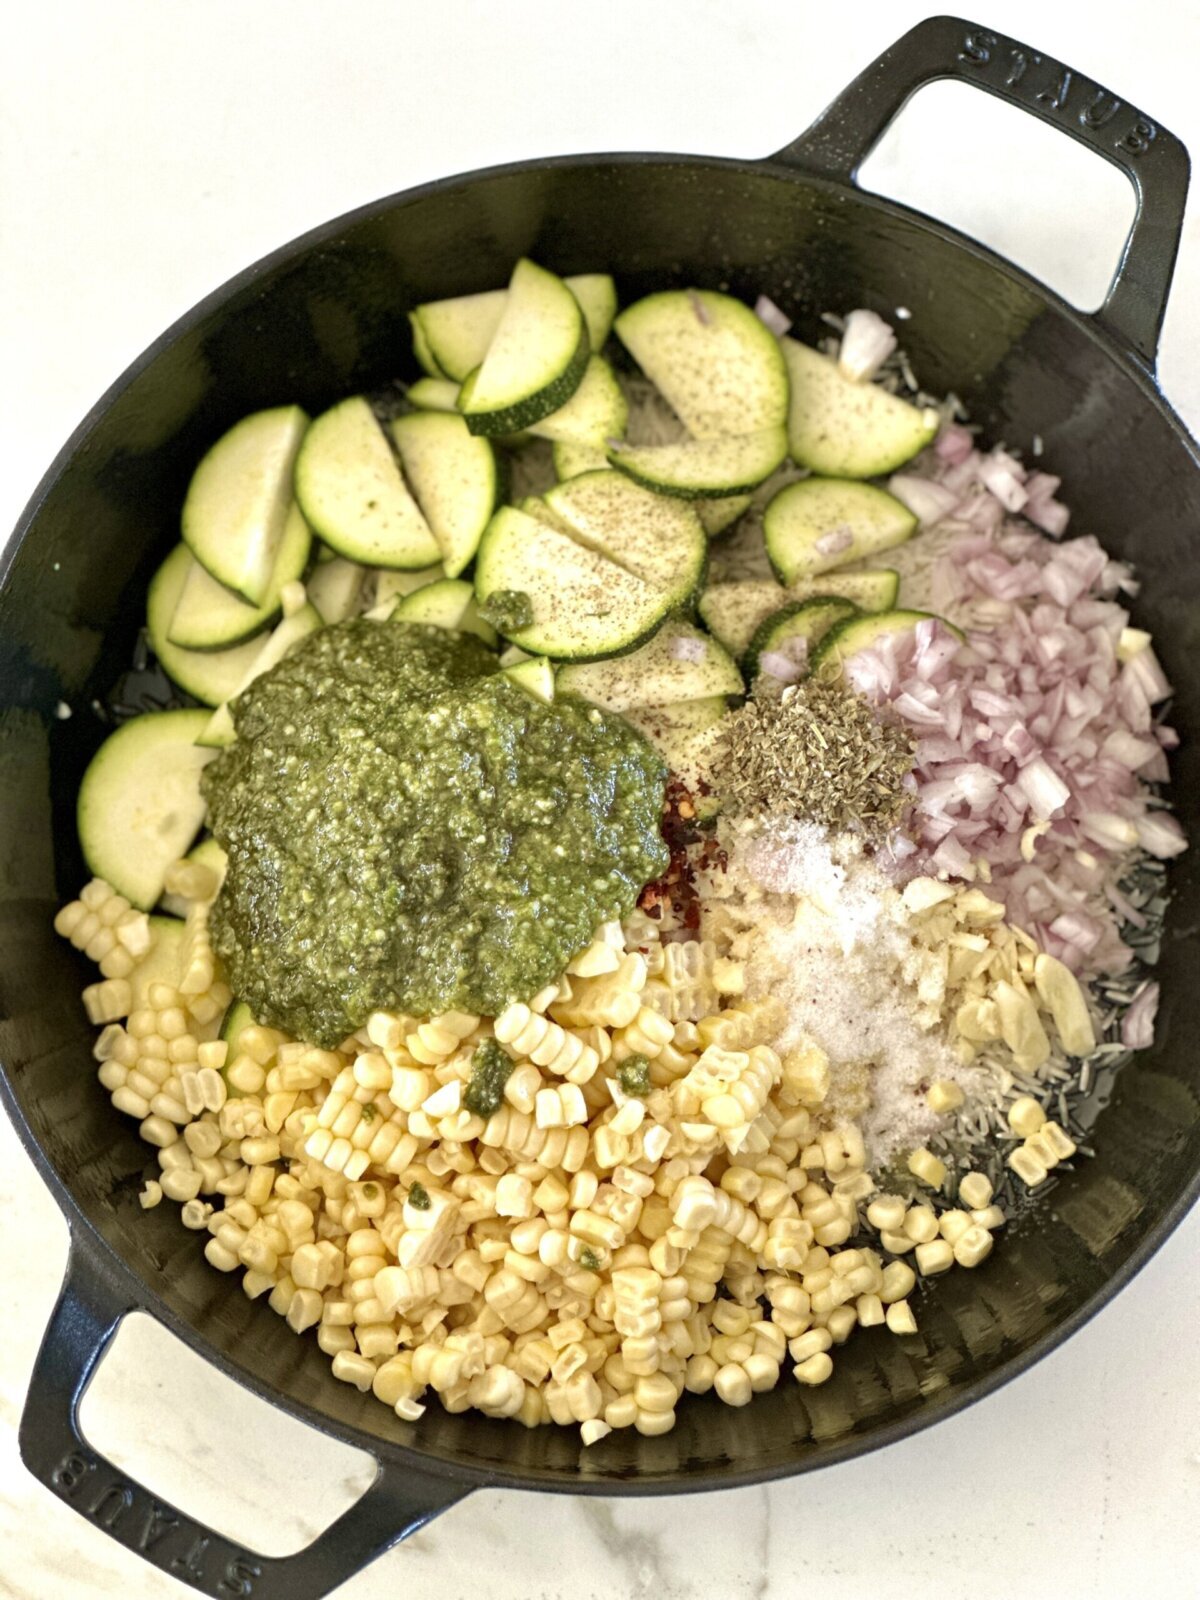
xmin=3 ymin=3 xmax=1200 ymax=1595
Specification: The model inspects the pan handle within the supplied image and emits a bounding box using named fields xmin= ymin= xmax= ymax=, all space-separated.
xmin=19 ymin=1242 xmax=468 ymax=1600
xmin=768 ymin=14 xmax=1190 ymax=369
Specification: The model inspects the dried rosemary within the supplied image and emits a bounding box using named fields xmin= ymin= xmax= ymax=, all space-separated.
xmin=715 ymin=679 xmax=916 ymax=840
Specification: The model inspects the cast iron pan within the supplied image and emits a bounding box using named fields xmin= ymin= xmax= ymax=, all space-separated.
xmin=2 ymin=17 xmax=1197 ymax=1598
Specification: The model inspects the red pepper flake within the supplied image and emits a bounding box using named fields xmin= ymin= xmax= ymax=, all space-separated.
xmin=638 ymin=775 xmax=726 ymax=930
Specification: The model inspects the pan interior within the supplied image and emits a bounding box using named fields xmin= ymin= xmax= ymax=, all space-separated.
xmin=2 ymin=155 xmax=1197 ymax=1490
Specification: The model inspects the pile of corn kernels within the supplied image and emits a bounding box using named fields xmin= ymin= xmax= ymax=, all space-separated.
xmin=55 ymin=858 xmax=1009 ymax=1444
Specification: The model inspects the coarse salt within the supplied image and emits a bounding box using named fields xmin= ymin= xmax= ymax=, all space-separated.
xmin=701 ymin=820 xmax=978 ymax=1164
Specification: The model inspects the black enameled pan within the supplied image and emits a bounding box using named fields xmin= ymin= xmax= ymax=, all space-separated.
xmin=2 ymin=17 xmax=1197 ymax=1597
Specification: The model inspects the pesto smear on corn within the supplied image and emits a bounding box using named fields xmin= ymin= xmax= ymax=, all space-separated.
xmin=202 ymin=620 xmax=668 ymax=1045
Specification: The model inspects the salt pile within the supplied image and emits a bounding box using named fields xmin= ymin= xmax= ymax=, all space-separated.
xmin=703 ymin=820 xmax=979 ymax=1164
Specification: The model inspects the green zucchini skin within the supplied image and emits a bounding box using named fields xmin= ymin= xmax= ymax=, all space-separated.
xmin=744 ymin=597 xmax=860 ymax=681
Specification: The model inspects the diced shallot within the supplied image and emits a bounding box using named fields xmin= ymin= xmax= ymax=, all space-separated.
xmin=1136 ymin=811 xmax=1188 ymax=859
xmin=842 ymin=426 xmax=1185 ymax=985
xmin=1123 ymin=644 xmax=1171 ymax=704
xmin=935 ymin=423 xmax=974 ymax=465
xmin=1121 ymin=981 xmax=1160 ymax=1048
xmin=888 ymin=474 xmax=959 ymax=527
xmin=837 ymin=309 xmax=897 ymax=381
xmin=754 ymin=294 xmax=792 ymax=337
xmin=978 ymin=450 xmax=1028 ymax=512
xmin=758 ymin=650 xmax=804 ymax=684
xmin=1016 ymin=757 xmax=1070 ymax=819
xmin=814 ymin=525 xmax=854 ymax=558
xmin=669 ymin=634 xmax=708 ymax=663
xmin=1048 ymin=909 xmax=1102 ymax=953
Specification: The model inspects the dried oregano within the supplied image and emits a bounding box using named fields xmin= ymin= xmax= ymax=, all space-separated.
xmin=715 ymin=679 xmax=916 ymax=840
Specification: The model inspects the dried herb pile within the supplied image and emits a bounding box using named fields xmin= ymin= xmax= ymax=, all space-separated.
xmin=715 ymin=680 xmax=916 ymax=841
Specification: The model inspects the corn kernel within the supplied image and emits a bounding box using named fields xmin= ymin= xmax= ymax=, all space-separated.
xmin=793 ymin=1353 xmax=833 ymax=1386
xmin=1008 ymin=1144 xmax=1049 ymax=1187
xmin=885 ymin=1300 xmax=918 ymax=1336
xmin=953 ymin=1225 xmax=994 ymax=1269
xmin=925 ymin=1079 xmax=964 ymax=1114
xmin=958 ymin=1171 xmax=993 ymax=1210
xmin=1007 ymin=1095 xmax=1046 ymax=1137
xmin=880 ymin=1261 xmax=915 ymax=1304
xmin=907 ymin=1148 xmax=947 ymax=1190
xmin=915 ymin=1239 xmax=955 ymax=1276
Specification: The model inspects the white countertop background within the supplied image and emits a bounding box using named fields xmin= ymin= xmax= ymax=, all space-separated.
xmin=2 ymin=2 xmax=1199 ymax=1595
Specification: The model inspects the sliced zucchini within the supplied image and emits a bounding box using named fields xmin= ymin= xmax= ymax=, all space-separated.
xmin=518 ymin=494 xmax=573 ymax=532
xmin=567 ymin=274 xmax=619 ymax=351
xmin=160 ymin=836 xmax=228 ymax=918
xmin=474 ymin=507 xmax=666 ymax=661
xmin=294 ymin=396 xmax=440 ymax=569
xmin=221 ymin=999 xmax=257 ymax=1052
xmin=395 ymin=577 xmax=498 ymax=647
xmin=553 ymin=440 xmax=611 ymax=481
xmin=542 ymin=470 xmax=705 ymax=611
xmin=796 ymin=568 xmax=901 ymax=613
xmin=305 ymin=556 xmax=367 ymax=624
xmin=615 ymin=290 xmax=788 ymax=439
xmin=167 ymin=503 xmax=312 ymax=651
xmin=220 ymin=998 xmax=267 ymax=1075
xmin=406 ymin=377 xmax=460 ymax=413
xmin=411 ymin=290 xmax=504 ymax=385
xmin=389 ymin=411 xmax=499 ymax=578
xmin=810 ymin=608 xmax=961 ymax=678
xmin=698 ymin=580 xmax=786 ymax=658
xmin=745 ymin=597 xmax=860 ymax=681
xmin=198 ymin=603 xmax=324 ymax=748
xmin=458 ymin=260 xmax=589 ymax=436
xmin=410 ymin=313 xmax=445 ymax=378
xmin=557 ymin=619 xmax=742 ymax=712
xmin=411 ymin=272 xmax=616 ymax=383
xmin=527 ymin=356 xmax=627 ymax=447
xmin=181 ymin=406 xmax=309 ymax=606
xmin=148 ymin=545 xmax=276 ymax=706
xmin=608 ymin=427 xmax=787 ymax=499
xmin=219 ymin=999 xmax=264 ymax=1071
xmin=696 ymin=496 xmax=751 ymax=537
xmin=502 ymin=656 xmax=555 ymax=704
xmin=77 ymin=709 xmax=215 ymax=910
xmin=698 ymin=570 xmax=900 ymax=659
xmin=374 ymin=564 xmax=444 ymax=609
xmin=765 ymin=479 xmax=916 ymax=583
xmin=781 ymin=337 xmax=939 ymax=477
xmin=621 ymin=697 xmax=728 ymax=814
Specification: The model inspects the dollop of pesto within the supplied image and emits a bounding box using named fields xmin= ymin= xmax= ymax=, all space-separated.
xmin=617 ymin=1054 xmax=652 ymax=1097
xmin=464 ymin=1037 xmax=514 ymax=1120
xmin=202 ymin=620 xmax=668 ymax=1047
xmin=478 ymin=588 xmax=534 ymax=634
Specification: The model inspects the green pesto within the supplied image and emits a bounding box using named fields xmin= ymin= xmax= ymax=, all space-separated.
xmin=478 ymin=588 xmax=534 ymax=634
xmin=617 ymin=1054 xmax=652 ymax=1097
xmin=203 ymin=619 xmax=668 ymax=1047
xmin=464 ymin=1037 xmax=514 ymax=1119
xmin=408 ymin=1181 xmax=431 ymax=1211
